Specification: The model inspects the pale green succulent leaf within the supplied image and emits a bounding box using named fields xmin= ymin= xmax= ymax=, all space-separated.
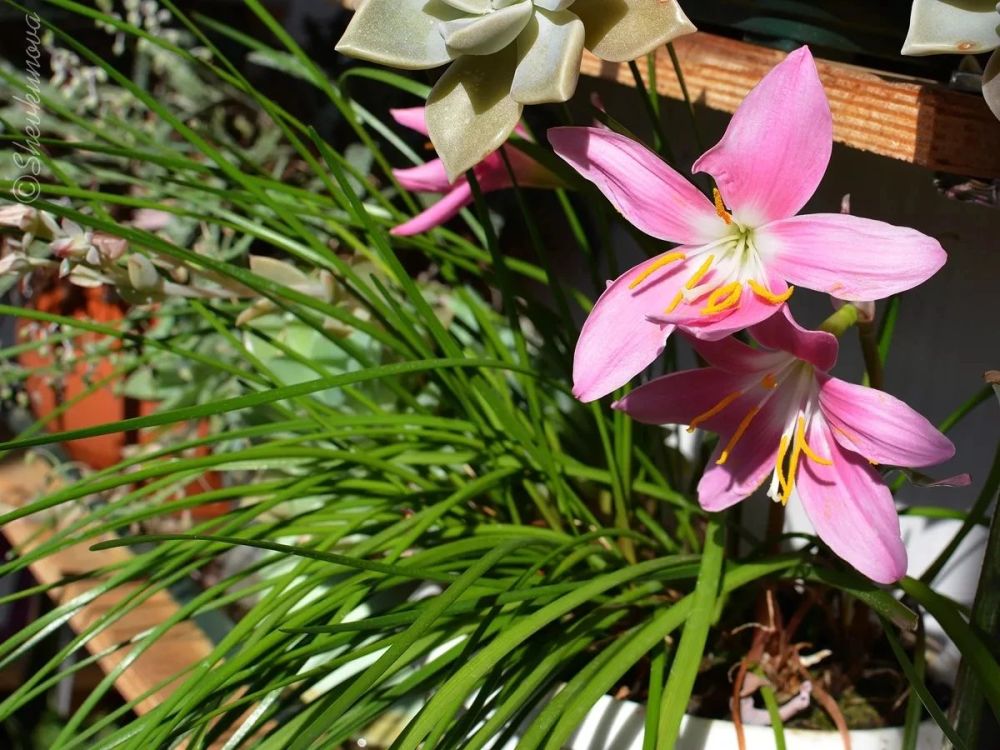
xmin=426 ymin=46 xmax=524 ymax=180
xmin=533 ymin=0 xmax=576 ymax=10
xmin=441 ymin=0 xmax=493 ymax=13
xmin=249 ymin=255 xmax=311 ymax=286
xmin=440 ymin=2 xmax=534 ymax=56
xmin=572 ymin=0 xmax=696 ymax=63
xmin=512 ymin=9 xmax=585 ymax=105
xmin=901 ymin=0 xmax=1000 ymax=55
xmin=984 ymin=48 xmax=1000 ymax=120
xmin=335 ymin=0 xmax=462 ymax=70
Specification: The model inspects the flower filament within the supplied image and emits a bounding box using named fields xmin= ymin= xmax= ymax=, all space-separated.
xmin=629 ymin=251 xmax=687 ymax=289
xmin=771 ymin=416 xmax=832 ymax=505
xmin=685 ymin=368 xmax=833 ymax=502
xmin=626 ymin=207 xmax=796 ymax=316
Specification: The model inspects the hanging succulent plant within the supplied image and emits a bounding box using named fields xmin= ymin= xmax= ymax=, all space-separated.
xmin=336 ymin=0 xmax=695 ymax=179
xmin=902 ymin=0 xmax=1000 ymax=120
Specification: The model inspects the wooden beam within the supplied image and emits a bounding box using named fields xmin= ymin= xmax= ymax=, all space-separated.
xmin=583 ymin=33 xmax=1000 ymax=178
xmin=0 ymin=458 xmax=216 ymax=716
xmin=335 ymin=1 xmax=1000 ymax=177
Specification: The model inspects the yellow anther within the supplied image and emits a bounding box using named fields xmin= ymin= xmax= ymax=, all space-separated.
xmin=701 ymin=282 xmax=743 ymax=314
xmin=687 ymin=389 xmax=742 ymax=433
xmin=629 ymin=251 xmax=687 ymax=289
xmin=665 ymin=291 xmax=685 ymax=314
xmin=717 ymin=406 xmax=761 ymax=465
xmin=685 ymin=255 xmax=715 ymax=290
xmin=748 ymin=279 xmax=795 ymax=305
xmin=761 ymin=373 xmax=779 ymax=390
xmin=713 ymin=188 xmax=733 ymax=225
xmin=796 ymin=416 xmax=832 ymax=466
xmin=775 ymin=434 xmax=791 ymax=496
xmin=777 ymin=416 xmax=833 ymax=505
xmin=781 ymin=438 xmax=802 ymax=505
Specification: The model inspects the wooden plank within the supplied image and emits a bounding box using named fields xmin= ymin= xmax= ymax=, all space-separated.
xmin=335 ymin=1 xmax=1000 ymax=177
xmin=582 ymin=33 xmax=1000 ymax=178
xmin=0 ymin=458 xmax=216 ymax=716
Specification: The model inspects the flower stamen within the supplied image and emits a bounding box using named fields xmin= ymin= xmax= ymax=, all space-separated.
xmin=713 ymin=188 xmax=733 ymax=225
xmin=701 ymin=282 xmax=743 ymax=314
xmin=687 ymin=389 xmax=742 ymax=433
xmin=629 ymin=251 xmax=687 ymax=290
xmin=775 ymin=434 xmax=791 ymax=496
xmin=761 ymin=373 xmax=779 ymax=390
xmin=776 ymin=416 xmax=833 ymax=505
xmin=686 ymin=254 xmax=715 ymax=290
xmin=717 ymin=406 xmax=761 ymax=465
xmin=664 ymin=254 xmax=715 ymax=314
xmin=748 ymin=279 xmax=795 ymax=305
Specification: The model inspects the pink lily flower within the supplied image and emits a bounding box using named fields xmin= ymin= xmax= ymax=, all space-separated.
xmin=549 ymin=47 xmax=946 ymax=402
xmin=614 ymin=306 xmax=955 ymax=584
xmin=390 ymin=107 xmax=556 ymax=237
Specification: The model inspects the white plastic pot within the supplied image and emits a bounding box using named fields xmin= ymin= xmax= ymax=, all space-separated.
xmin=501 ymin=691 xmax=944 ymax=750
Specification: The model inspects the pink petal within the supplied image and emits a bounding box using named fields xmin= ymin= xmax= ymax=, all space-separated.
xmin=502 ymin=146 xmax=558 ymax=189
xmin=697 ymin=385 xmax=793 ymax=512
xmin=795 ymin=419 xmax=907 ymax=584
xmin=749 ymin=305 xmax=838 ymax=372
xmin=573 ymin=250 xmax=700 ymax=401
xmin=757 ymin=213 xmax=947 ymax=300
xmin=391 ymin=182 xmax=474 ymax=236
xmin=394 ymin=159 xmax=454 ymax=193
xmin=391 ymin=107 xmax=429 ymax=136
xmin=692 ymin=47 xmax=832 ymax=227
xmin=549 ymin=126 xmax=724 ymax=245
xmin=817 ymin=376 xmax=955 ymax=468
xmin=613 ymin=367 xmax=752 ymax=430
xmin=687 ymin=334 xmax=784 ymax=374
xmin=472 ymin=154 xmax=517 ymax=192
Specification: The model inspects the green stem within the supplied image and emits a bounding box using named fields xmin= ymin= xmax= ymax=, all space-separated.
xmin=765 ymin=497 xmax=786 ymax=555
xmin=819 ymin=304 xmax=860 ymax=337
xmin=921 ymin=441 xmax=1000 ymax=585
xmin=627 ymin=59 xmax=675 ymax=164
xmin=666 ymin=42 xmax=705 ymax=153
xmin=902 ymin=613 xmax=926 ymax=750
xmin=759 ymin=680 xmax=788 ymax=750
xmin=657 ymin=517 xmax=726 ymax=746
xmin=940 ymin=385 xmax=993 ymax=434
xmin=951 ymin=474 xmax=1000 ymax=748
xmin=858 ymin=318 xmax=884 ymax=389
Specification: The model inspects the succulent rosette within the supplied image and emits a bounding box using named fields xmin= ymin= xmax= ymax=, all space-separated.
xmin=902 ymin=0 xmax=1000 ymax=119
xmin=336 ymin=0 xmax=695 ymax=179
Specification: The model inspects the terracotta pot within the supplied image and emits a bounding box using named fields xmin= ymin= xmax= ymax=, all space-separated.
xmin=18 ymin=283 xmax=137 ymax=470
xmin=16 ymin=280 xmax=227 ymax=518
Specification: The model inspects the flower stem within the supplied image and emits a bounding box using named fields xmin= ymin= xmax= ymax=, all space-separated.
xmin=951 ymin=444 xmax=1000 ymax=748
xmin=765 ymin=497 xmax=786 ymax=555
xmin=627 ymin=59 xmax=675 ymax=164
xmin=858 ymin=318 xmax=884 ymax=390
xmin=819 ymin=303 xmax=859 ymax=337
xmin=666 ymin=42 xmax=705 ymax=153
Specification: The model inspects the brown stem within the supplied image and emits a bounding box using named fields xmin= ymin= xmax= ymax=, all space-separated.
xmin=765 ymin=499 xmax=786 ymax=555
xmin=805 ymin=674 xmax=852 ymax=750
xmin=858 ymin=320 xmax=883 ymax=390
